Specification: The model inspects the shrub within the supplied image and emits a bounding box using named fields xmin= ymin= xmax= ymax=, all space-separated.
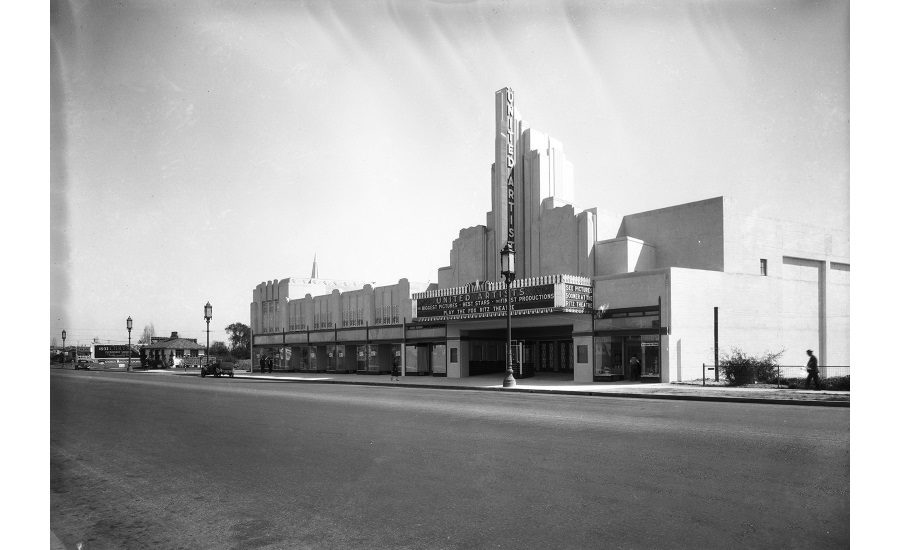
xmin=782 ymin=375 xmax=850 ymax=391
xmin=719 ymin=347 xmax=784 ymax=386
xmin=823 ymin=375 xmax=850 ymax=391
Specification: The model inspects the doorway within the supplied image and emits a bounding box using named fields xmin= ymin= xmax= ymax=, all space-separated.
xmin=537 ymin=340 xmax=573 ymax=373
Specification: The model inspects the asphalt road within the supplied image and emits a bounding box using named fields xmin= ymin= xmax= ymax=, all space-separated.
xmin=50 ymin=370 xmax=849 ymax=549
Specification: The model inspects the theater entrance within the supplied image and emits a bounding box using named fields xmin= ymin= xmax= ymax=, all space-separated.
xmin=460 ymin=324 xmax=575 ymax=379
xmin=535 ymin=340 xmax=574 ymax=374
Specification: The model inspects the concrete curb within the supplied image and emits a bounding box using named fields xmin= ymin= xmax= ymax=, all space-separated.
xmin=208 ymin=372 xmax=850 ymax=408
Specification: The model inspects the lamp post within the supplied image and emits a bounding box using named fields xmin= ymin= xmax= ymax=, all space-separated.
xmin=500 ymin=242 xmax=516 ymax=388
xmin=126 ymin=316 xmax=133 ymax=372
xmin=61 ymin=329 xmax=67 ymax=367
xmin=204 ymin=302 xmax=212 ymax=363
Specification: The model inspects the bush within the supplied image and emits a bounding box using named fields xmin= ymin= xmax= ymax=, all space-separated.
xmin=782 ymin=375 xmax=850 ymax=391
xmin=719 ymin=347 xmax=784 ymax=386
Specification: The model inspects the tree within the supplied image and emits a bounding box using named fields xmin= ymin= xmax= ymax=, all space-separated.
xmin=225 ymin=322 xmax=251 ymax=359
xmin=139 ymin=323 xmax=156 ymax=345
xmin=209 ymin=341 xmax=229 ymax=356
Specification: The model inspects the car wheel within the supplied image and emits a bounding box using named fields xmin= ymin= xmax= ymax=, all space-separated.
xmin=201 ymin=371 xmax=206 ymax=377
xmin=229 ymin=373 xmax=234 ymax=378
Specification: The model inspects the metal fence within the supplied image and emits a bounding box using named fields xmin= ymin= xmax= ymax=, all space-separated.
xmin=776 ymin=365 xmax=851 ymax=379
xmin=702 ymin=364 xmax=850 ymax=386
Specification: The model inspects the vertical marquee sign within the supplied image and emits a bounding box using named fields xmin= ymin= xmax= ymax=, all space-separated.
xmin=505 ymin=88 xmax=516 ymax=252
xmin=499 ymin=87 xmax=516 ymax=253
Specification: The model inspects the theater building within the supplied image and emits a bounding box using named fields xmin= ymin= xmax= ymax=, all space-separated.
xmin=250 ymin=87 xmax=849 ymax=382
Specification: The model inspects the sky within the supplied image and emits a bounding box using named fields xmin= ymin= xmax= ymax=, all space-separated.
xmin=49 ymin=0 xmax=849 ymax=347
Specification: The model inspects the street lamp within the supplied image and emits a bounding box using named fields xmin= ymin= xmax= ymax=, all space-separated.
xmin=500 ymin=242 xmax=516 ymax=388
xmin=204 ymin=302 xmax=212 ymax=364
xmin=61 ymin=329 xmax=67 ymax=367
xmin=126 ymin=316 xmax=133 ymax=372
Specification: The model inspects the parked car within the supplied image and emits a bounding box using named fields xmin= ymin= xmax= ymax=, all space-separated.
xmin=200 ymin=358 xmax=234 ymax=378
xmin=74 ymin=359 xmax=91 ymax=370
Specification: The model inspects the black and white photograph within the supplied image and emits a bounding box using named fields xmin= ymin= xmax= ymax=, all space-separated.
xmin=31 ymin=0 xmax=886 ymax=547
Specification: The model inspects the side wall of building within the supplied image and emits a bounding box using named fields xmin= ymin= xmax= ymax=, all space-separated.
xmin=448 ymin=226 xmax=488 ymax=287
xmin=595 ymin=237 xmax=657 ymax=276
xmin=255 ymin=279 xmax=416 ymax=335
xmin=539 ymin=204 xmax=578 ymax=276
xmin=722 ymin=199 xmax=851 ymax=277
xmin=617 ymin=197 xmax=725 ymax=272
xmin=668 ymin=269 xmax=782 ymax=383
xmin=667 ymin=260 xmax=850 ymax=382
xmin=720 ymin=202 xmax=850 ymax=365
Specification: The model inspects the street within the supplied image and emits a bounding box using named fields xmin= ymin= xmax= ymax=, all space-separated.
xmin=51 ymin=370 xmax=849 ymax=549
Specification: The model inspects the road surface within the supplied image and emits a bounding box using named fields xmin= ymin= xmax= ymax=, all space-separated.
xmin=51 ymin=370 xmax=849 ymax=549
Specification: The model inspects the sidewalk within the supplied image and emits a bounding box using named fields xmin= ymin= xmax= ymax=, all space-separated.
xmin=164 ymin=369 xmax=849 ymax=407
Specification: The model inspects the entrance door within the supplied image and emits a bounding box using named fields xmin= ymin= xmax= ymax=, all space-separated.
xmin=416 ymin=344 xmax=431 ymax=374
xmin=355 ymin=345 xmax=368 ymax=372
xmin=325 ymin=345 xmax=337 ymax=372
xmin=538 ymin=342 xmax=557 ymax=372
xmin=431 ymin=344 xmax=446 ymax=375
xmin=537 ymin=341 xmax=573 ymax=372
xmin=625 ymin=339 xmax=642 ymax=381
xmin=558 ymin=341 xmax=573 ymax=373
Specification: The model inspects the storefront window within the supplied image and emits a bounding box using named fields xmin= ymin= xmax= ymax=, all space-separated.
xmin=641 ymin=335 xmax=660 ymax=376
xmin=593 ymin=336 xmax=622 ymax=376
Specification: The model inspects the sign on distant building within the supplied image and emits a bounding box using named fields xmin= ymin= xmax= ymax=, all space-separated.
xmin=92 ymin=344 xmax=137 ymax=360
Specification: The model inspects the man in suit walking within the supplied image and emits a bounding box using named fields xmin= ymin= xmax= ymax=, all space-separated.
xmin=805 ymin=349 xmax=821 ymax=390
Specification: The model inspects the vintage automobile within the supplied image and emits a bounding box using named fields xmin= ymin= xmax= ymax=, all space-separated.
xmin=200 ymin=357 xmax=235 ymax=378
xmin=74 ymin=358 xmax=91 ymax=370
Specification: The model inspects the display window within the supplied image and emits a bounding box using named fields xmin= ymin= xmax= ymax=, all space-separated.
xmin=594 ymin=334 xmax=660 ymax=380
xmin=594 ymin=336 xmax=622 ymax=377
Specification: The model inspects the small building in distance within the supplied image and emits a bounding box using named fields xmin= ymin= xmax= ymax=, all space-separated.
xmin=144 ymin=332 xmax=206 ymax=368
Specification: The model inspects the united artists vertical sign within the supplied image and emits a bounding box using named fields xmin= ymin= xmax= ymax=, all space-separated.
xmin=504 ymin=88 xmax=516 ymax=252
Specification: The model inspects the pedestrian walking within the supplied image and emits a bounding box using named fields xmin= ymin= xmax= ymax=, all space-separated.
xmin=391 ymin=357 xmax=401 ymax=382
xmin=805 ymin=349 xmax=821 ymax=390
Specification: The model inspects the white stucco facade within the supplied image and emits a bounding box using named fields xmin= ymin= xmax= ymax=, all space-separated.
xmin=250 ymin=87 xmax=849 ymax=382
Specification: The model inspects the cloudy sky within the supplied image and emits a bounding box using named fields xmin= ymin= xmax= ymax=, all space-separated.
xmin=49 ymin=0 xmax=848 ymax=346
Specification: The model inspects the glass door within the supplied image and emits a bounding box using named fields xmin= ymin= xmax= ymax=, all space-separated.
xmin=625 ymin=337 xmax=642 ymax=381
xmin=326 ymin=345 xmax=337 ymax=372
xmin=431 ymin=344 xmax=446 ymax=375
xmin=558 ymin=341 xmax=573 ymax=372
xmin=416 ymin=344 xmax=431 ymax=374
